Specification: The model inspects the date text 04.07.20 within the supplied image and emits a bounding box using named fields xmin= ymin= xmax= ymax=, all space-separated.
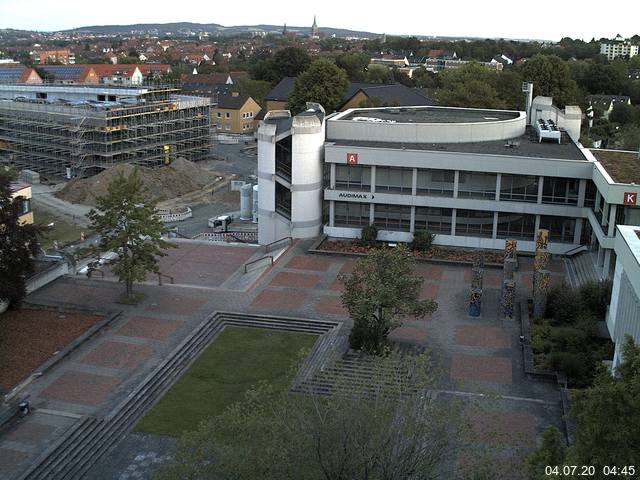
xmin=545 ymin=465 xmax=636 ymax=476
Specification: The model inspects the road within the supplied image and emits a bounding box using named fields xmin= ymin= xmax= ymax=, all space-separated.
xmin=30 ymin=183 xmax=92 ymax=227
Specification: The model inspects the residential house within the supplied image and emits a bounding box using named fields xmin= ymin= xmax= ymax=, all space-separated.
xmin=0 ymin=65 xmax=43 ymax=84
xmin=10 ymin=182 xmax=33 ymax=225
xmin=628 ymin=68 xmax=640 ymax=81
xmin=34 ymin=48 xmax=75 ymax=65
xmin=213 ymin=92 xmax=261 ymax=134
xmin=137 ymin=64 xmax=172 ymax=79
xmin=86 ymin=64 xmax=144 ymax=85
xmin=587 ymin=94 xmax=631 ymax=119
xmin=491 ymin=54 xmax=514 ymax=66
xmin=37 ymin=65 xmax=99 ymax=84
xmin=600 ymin=36 xmax=639 ymax=60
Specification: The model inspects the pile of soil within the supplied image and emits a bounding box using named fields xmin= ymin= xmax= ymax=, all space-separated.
xmin=56 ymin=158 xmax=222 ymax=207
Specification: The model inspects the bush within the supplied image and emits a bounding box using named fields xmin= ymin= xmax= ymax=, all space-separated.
xmin=360 ymin=224 xmax=378 ymax=247
xmin=410 ymin=230 xmax=435 ymax=252
xmin=579 ymin=280 xmax=612 ymax=319
xmin=545 ymin=285 xmax=581 ymax=325
xmin=545 ymin=351 xmax=590 ymax=383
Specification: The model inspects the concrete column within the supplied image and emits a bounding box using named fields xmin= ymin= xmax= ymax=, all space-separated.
xmin=577 ymin=179 xmax=586 ymax=207
xmin=451 ymin=209 xmax=457 ymax=236
xmin=370 ymin=165 xmax=376 ymax=194
xmin=574 ymin=218 xmax=583 ymax=245
xmin=492 ymin=211 xmax=499 ymax=239
xmin=608 ymin=204 xmax=617 ymax=237
xmin=329 ymin=200 xmax=335 ymax=227
xmin=603 ymin=249 xmax=612 ymax=277
xmin=594 ymin=190 xmax=601 ymax=212
xmin=495 ymin=173 xmax=502 ymax=201
xmin=369 ymin=203 xmax=375 ymax=224
xmin=602 ymin=201 xmax=609 ymax=228
xmin=330 ymin=163 xmax=336 ymax=189
xmin=534 ymin=215 xmax=541 ymax=240
xmin=537 ymin=176 xmax=544 ymax=204
xmin=412 ymin=168 xmax=417 ymax=196
xmin=410 ymin=206 xmax=416 ymax=233
xmin=453 ymin=171 xmax=460 ymax=198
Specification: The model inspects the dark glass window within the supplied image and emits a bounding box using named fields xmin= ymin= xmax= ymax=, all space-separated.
xmin=414 ymin=207 xmax=452 ymax=234
xmin=455 ymin=209 xmax=494 ymax=238
xmin=500 ymin=174 xmax=539 ymax=203
xmin=373 ymin=204 xmax=411 ymax=231
xmin=496 ymin=213 xmax=536 ymax=240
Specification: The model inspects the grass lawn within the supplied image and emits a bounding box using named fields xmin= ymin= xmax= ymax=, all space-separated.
xmin=134 ymin=326 xmax=317 ymax=437
xmin=32 ymin=207 xmax=88 ymax=250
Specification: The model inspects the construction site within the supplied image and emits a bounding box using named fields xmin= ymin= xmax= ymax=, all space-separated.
xmin=0 ymin=83 xmax=211 ymax=177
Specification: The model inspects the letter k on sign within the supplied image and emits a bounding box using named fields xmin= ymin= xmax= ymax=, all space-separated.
xmin=624 ymin=192 xmax=637 ymax=205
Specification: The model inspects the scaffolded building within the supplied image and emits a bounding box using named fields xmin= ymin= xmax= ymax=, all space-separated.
xmin=0 ymin=83 xmax=211 ymax=177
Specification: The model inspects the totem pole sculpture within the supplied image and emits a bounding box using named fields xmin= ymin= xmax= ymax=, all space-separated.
xmin=501 ymin=239 xmax=517 ymax=319
xmin=533 ymin=229 xmax=551 ymax=318
xmin=469 ymin=252 xmax=484 ymax=317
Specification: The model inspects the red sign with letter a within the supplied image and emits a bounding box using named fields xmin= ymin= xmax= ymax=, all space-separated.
xmin=346 ymin=153 xmax=358 ymax=165
xmin=623 ymin=192 xmax=637 ymax=205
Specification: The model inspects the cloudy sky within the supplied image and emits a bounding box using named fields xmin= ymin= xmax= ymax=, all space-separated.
xmin=0 ymin=0 xmax=638 ymax=41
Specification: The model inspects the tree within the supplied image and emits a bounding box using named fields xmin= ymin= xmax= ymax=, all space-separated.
xmin=232 ymin=77 xmax=272 ymax=106
xmin=521 ymin=55 xmax=579 ymax=107
xmin=527 ymin=336 xmax=640 ymax=480
xmin=335 ymin=52 xmax=370 ymax=82
xmin=365 ymin=64 xmax=392 ymax=84
xmin=437 ymin=62 xmax=507 ymax=109
xmin=86 ymin=169 xmax=173 ymax=300
xmin=287 ymin=59 xmax=349 ymax=114
xmin=155 ymin=351 xmax=461 ymax=480
xmin=340 ymin=246 xmax=438 ymax=354
xmin=0 ymin=171 xmax=40 ymax=308
xmin=272 ymin=46 xmax=311 ymax=78
xmin=609 ymin=103 xmax=638 ymax=125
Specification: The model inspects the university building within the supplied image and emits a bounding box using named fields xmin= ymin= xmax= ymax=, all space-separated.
xmin=257 ymin=98 xmax=640 ymax=281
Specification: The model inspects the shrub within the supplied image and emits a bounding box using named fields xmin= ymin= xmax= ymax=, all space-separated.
xmin=360 ymin=224 xmax=378 ymax=247
xmin=545 ymin=351 xmax=589 ymax=383
xmin=410 ymin=230 xmax=435 ymax=252
xmin=579 ymin=280 xmax=612 ymax=319
xmin=545 ymin=285 xmax=581 ymax=325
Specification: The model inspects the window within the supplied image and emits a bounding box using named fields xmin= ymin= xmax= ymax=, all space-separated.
xmin=334 ymin=201 xmax=371 ymax=227
xmin=584 ymin=180 xmax=597 ymax=208
xmin=496 ymin=213 xmax=536 ymax=240
xmin=500 ymin=174 xmax=539 ymax=203
xmin=275 ymin=182 xmax=291 ymax=220
xmin=275 ymin=136 xmax=292 ymax=181
xmin=542 ymin=177 xmax=579 ymax=205
xmin=249 ymin=111 xmax=254 ymax=117
xmin=539 ymin=216 xmax=576 ymax=243
xmin=335 ymin=165 xmax=371 ymax=191
xmin=216 ymin=112 xmax=221 ymax=118
xmin=458 ymin=171 xmax=497 ymax=199
xmin=375 ymin=167 xmax=412 ymax=194
xmin=225 ymin=112 xmax=230 ymax=119
xmin=225 ymin=124 xmax=231 ymax=131
xmin=414 ymin=207 xmax=452 ymax=234
xmin=416 ymin=169 xmax=454 ymax=197
xmin=455 ymin=209 xmax=494 ymax=238
xmin=20 ymin=198 xmax=31 ymax=215
xmin=373 ymin=204 xmax=411 ymax=231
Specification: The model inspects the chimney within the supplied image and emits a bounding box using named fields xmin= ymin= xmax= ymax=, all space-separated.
xmin=522 ymin=82 xmax=533 ymax=125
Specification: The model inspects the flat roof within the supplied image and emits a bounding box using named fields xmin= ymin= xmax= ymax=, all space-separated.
xmin=590 ymin=149 xmax=640 ymax=184
xmin=339 ymin=106 xmax=520 ymax=124
xmin=330 ymin=129 xmax=587 ymax=161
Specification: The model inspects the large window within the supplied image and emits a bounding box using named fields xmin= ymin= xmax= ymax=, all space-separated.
xmin=584 ymin=180 xmax=597 ymax=208
xmin=416 ymin=169 xmax=454 ymax=197
xmin=275 ymin=182 xmax=291 ymax=220
xmin=275 ymin=136 xmax=292 ymax=182
xmin=334 ymin=201 xmax=370 ymax=227
xmin=539 ymin=215 xmax=576 ymax=243
xmin=373 ymin=204 xmax=411 ymax=231
xmin=335 ymin=165 xmax=371 ymax=191
xmin=455 ymin=209 xmax=494 ymax=238
xmin=496 ymin=213 xmax=536 ymax=240
xmin=375 ymin=167 xmax=413 ymax=194
xmin=457 ymin=171 xmax=497 ymax=199
xmin=500 ymin=174 xmax=539 ymax=203
xmin=542 ymin=177 xmax=579 ymax=205
xmin=414 ymin=207 xmax=452 ymax=234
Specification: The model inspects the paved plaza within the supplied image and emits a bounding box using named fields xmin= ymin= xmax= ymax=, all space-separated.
xmin=0 ymin=239 xmax=568 ymax=479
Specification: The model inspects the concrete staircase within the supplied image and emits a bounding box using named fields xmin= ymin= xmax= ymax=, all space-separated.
xmin=17 ymin=312 xmax=341 ymax=480
xmin=564 ymin=251 xmax=600 ymax=289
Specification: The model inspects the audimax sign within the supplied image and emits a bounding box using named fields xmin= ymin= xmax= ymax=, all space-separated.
xmin=338 ymin=192 xmax=374 ymax=200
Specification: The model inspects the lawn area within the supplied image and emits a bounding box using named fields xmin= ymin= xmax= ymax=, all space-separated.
xmin=32 ymin=207 xmax=87 ymax=250
xmin=134 ymin=326 xmax=317 ymax=437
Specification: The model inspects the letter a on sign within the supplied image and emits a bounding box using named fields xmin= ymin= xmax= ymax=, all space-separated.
xmin=347 ymin=153 xmax=358 ymax=165
xmin=624 ymin=192 xmax=637 ymax=205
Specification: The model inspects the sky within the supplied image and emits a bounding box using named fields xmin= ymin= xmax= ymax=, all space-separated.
xmin=0 ymin=0 xmax=638 ymax=41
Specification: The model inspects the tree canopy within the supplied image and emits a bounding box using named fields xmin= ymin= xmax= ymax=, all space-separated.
xmin=86 ymin=168 xmax=173 ymax=300
xmin=286 ymin=58 xmax=349 ymax=114
xmin=0 ymin=171 xmax=40 ymax=308
xmin=340 ymin=245 xmax=438 ymax=354
xmin=521 ymin=54 xmax=579 ymax=108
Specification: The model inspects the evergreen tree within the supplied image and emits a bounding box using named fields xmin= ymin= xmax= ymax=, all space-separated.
xmin=287 ymin=59 xmax=349 ymax=114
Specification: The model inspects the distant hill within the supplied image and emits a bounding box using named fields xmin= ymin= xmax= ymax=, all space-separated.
xmin=63 ymin=22 xmax=382 ymax=38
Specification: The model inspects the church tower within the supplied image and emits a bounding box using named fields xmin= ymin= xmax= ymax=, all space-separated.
xmin=311 ymin=15 xmax=319 ymax=38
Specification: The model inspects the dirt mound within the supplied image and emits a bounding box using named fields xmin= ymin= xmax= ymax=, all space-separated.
xmin=56 ymin=159 xmax=222 ymax=207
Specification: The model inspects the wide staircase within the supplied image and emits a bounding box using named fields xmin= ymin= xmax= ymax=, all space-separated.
xmin=293 ymin=343 xmax=427 ymax=399
xmin=17 ymin=312 xmax=339 ymax=480
xmin=564 ymin=251 xmax=600 ymax=288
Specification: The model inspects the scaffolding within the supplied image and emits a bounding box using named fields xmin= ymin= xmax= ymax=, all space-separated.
xmin=0 ymin=85 xmax=211 ymax=177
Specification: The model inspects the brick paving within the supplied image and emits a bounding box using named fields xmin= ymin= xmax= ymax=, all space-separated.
xmin=421 ymin=283 xmax=440 ymax=299
xmin=80 ymin=341 xmax=153 ymax=370
xmin=116 ymin=317 xmax=182 ymax=341
xmin=285 ymin=255 xmax=332 ymax=271
xmin=465 ymin=407 xmax=536 ymax=448
xmin=144 ymin=293 xmax=207 ymax=316
xmin=463 ymin=268 xmax=504 ymax=287
xmin=0 ymin=448 xmax=29 ymax=472
xmin=450 ymin=353 xmax=513 ymax=384
xmin=250 ymin=288 xmax=307 ymax=311
xmin=415 ymin=263 xmax=444 ymax=282
xmin=269 ymin=271 xmax=322 ymax=289
xmin=389 ymin=325 xmax=429 ymax=343
xmin=454 ymin=325 xmax=512 ymax=349
xmin=314 ymin=295 xmax=348 ymax=316
xmin=39 ymin=371 xmax=121 ymax=406
xmin=3 ymin=422 xmax=56 ymax=444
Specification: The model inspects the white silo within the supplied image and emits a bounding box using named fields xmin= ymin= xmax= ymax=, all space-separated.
xmin=252 ymin=184 xmax=259 ymax=223
xmin=240 ymin=183 xmax=252 ymax=220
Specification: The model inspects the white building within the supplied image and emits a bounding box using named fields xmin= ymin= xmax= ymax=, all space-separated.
xmin=600 ymin=38 xmax=639 ymax=60
xmin=607 ymin=225 xmax=640 ymax=368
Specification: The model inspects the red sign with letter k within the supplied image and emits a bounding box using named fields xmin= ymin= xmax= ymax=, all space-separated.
xmin=624 ymin=192 xmax=637 ymax=205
